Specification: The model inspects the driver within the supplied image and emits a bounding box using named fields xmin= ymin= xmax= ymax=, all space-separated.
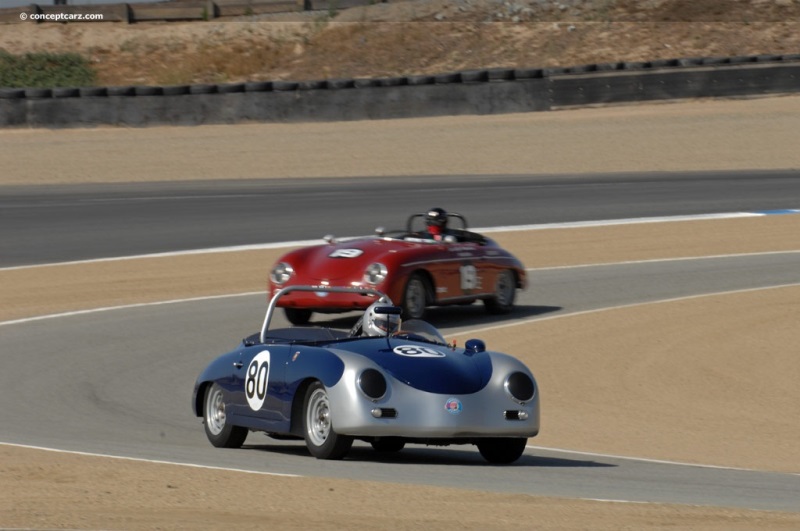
xmin=425 ymin=207 xmax=450 ymax=241
xmin=359 ymin=301 xmax=402 ymax=337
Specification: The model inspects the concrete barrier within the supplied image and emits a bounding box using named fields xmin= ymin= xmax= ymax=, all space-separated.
xmin=1 ymin=54 xmax=799 ymax=128
xmin=548 ymin=61 xmax=800 ymax=107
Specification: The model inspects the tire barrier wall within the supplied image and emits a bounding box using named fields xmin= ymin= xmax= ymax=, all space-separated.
xmin=1 ymin=54 xmax=799 ymax=128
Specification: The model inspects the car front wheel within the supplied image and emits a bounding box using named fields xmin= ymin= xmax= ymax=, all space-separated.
xmin=371 ymin=437 xmax=406 ymax=453
xmin=285 ymin=308 xmax=312 ymax=325
xmin=203 ymin=383 xmax=248 ymax=448
xmin=402 ymin=273 xmax=429 ymax=320
xmin=303 ymin=381 xmax=353 ymax=460
xmin=476 ymin=437 xmax=527 ymax=464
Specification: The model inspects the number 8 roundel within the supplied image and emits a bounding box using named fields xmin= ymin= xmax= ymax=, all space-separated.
xmin=393 ymin=345 xmax=445 ymax=358
xmin=245 ymin=350 xmax=271 ymax=411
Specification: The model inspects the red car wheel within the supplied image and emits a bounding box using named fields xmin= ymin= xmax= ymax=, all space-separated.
xmin=401 ymin=273 xmax=429 ymax=320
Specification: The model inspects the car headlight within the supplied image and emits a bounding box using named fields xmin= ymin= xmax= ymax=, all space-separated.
xmin=358 ymin=368 xmax=387 ymax=401
xmin=505 ymin=372 xmax=535 ymax=404
xmin=270 ymin=262 xmax=294 ymax=285
xmin=363 ymin=263 xmax=388 ymax=285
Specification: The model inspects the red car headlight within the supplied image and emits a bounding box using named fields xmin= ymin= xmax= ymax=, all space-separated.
xmin=363 ymin=263 xmax=388 ymax=285
xmin=270 ymin=262 xmax=294 ymax=285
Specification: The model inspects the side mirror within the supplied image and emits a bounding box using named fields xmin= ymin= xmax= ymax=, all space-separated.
xmin=464 ymin=339 xmax=486 ymax=353
xmin=323 ymin=234 xmax=336 ymax=244
xmin=375 ymin=226 xmax=386 ymax=237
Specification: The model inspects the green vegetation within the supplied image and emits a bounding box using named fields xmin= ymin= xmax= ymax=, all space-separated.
xmin=0 ymin=50 xmax=96 ymax=88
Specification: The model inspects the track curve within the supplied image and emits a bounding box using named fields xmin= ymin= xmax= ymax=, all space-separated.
xmin=2 ymin=252 xmax=799 ymax=511
xmin=3 ymin=172 xmax=800 ymax=510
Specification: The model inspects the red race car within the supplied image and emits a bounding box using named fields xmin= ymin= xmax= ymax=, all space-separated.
xmin=269 ymin=207 xmax=527 ymax=324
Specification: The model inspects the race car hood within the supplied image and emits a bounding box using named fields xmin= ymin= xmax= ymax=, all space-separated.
xmin=288 ymin=237 xmax=421 ymax=281
xmin=338 ymin=338 xmax=493 ymax=395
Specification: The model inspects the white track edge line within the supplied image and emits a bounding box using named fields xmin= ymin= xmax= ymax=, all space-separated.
xmin=527 ymin=249 xmax=800 ymax=271
xmin=524 ymin=445 xmax=800 ymax=476
xmin=0 ymin=291 xmax=262 ymax=327
xmin=447 ymin=282 xmax=800 ymax=338
xmin=0 ymin=442 xmax=300 ymax=477
xmin=4 ymin=210 xmax=796 ymax=272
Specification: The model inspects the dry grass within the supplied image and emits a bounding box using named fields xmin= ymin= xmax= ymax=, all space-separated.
xmin=1 ymin=0 xmax=799 ymax=85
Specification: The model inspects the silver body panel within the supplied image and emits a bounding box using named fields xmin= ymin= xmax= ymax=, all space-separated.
xmin=327 ymin=350 xmax=540 ymax=438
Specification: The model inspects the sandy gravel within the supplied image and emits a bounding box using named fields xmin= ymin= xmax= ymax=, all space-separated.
xmin=2 ymin=96 xmax=800 ymax=529
xmin=3 ymin=95 xmax=800 ymax=186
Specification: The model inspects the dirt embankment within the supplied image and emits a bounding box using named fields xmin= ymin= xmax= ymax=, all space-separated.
xmin=1 ymin=0 xmax=799 ymax=86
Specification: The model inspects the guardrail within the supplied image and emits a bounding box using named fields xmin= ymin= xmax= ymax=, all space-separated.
xmin=1 ymin=53 xmax=799 ymax=128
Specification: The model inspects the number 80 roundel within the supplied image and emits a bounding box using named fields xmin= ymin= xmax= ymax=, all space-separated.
xmin=246 ymin=350 xmax=271 ymax=411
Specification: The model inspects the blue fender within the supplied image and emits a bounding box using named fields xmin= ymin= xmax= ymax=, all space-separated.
xmin=284 ymin=346 xmax=346 ymax=389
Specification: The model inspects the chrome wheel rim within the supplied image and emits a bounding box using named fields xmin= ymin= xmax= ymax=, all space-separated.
xmin=405 ymin=278 xmax=426 ymax=319
xmin=306 ymin=388 xmax=332 ymax=447
xmin=205 ymin=386 xmax=226 ymax=436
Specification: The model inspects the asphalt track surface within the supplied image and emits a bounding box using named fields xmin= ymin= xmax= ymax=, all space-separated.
xmin=2 ymin=173 xmax=800 ymax=512
xmin=2 ymin=169 xmax=800 ymax=267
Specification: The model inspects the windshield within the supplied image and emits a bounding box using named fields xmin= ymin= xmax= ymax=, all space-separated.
xmin=393 ymin=319 xmax=447 ymax=345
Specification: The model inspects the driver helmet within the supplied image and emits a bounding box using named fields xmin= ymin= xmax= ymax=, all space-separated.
xmin=425 ymin=207 xmax=448 ymax=238
xmin=363 ymin=302 xmax=402 ymax=337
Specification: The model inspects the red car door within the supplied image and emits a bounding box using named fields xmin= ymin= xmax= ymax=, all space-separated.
xmin=431 ymin=241 xmax=485 ymax=302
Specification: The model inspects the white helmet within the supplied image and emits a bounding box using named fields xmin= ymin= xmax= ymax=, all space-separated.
xmin=363 ymin=302 xmax=402 ymax=337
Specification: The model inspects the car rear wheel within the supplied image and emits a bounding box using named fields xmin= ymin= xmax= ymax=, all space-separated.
xmin=303 ymin=381 xmax=353 ymax=460
xmin=402 ymin=273 xmax=429 ymax=320
xmin=484 ymin=269 xmax=516 ymax=314
xmin=285 ymin=308 xmax=312 ymax=325
xmin=203 ymin=383 xmax=248 ymax=448
xmin=476 ymin=437 xmax=527 ymax=464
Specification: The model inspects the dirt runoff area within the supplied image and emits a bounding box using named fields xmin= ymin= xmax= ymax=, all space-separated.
xmin=2 ymin=96 xmax=800 ymax=529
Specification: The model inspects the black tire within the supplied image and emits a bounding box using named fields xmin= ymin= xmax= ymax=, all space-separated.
xmin=273 ymin=81 xmax=299 ymax=91
xmin=107 ymin=86 xmax=135 ymax=96
xmin=217 ymin=83 xmax=245 ymax=94
xmin=162 ymin=85 xmax=190 ymax=96
xmin=377 ymin=77 xmax=406 ymax=87
xmin=298 ymin=80 xmax=326 ymax=90
xmin=401 ymin=273 xmax=429 ymax=320
xmin=245 ymin=81 xmax=273 ymax=92
xmin=52 ymin=87 xmax=79 ymax=98
xmin=487 ymin=67 xmax=515 ymax=81
xmin=371 ymin=437 xmax=405 ymax=453
xmin=327 ymin=78 xmax=355 ymax=90
xmin=203 ymin=383 xmax=247 ymax=448
xmin=134 ymin=85 xmax=162 ymax=96
xmin=302 ymin=381 xmax=353 ymax=460
xmin=284 ymin=308 xmax=312 ymax=325
xmin=79 ymin=86 xmax=108 ymax=97
xmin=484 ymin=269 xmax=516 ymax=315
xmin=0 ymin=88 xmax=25 ymax=99
xmin=406 ymin=75 xmax=434 ymax=86
xmin=24 ymin=88 xmax=52 ymax=99
xmin=459 ymin=69 xmax=489 ymax=83
xmin=189 ymin=84 xmax=217 ymax=95
xmin=476 ymin=437 xmax=527 ymax=464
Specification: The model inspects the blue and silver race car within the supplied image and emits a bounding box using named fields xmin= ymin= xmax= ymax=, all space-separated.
xmin=192 ymin=286 xmax=540 ymax=463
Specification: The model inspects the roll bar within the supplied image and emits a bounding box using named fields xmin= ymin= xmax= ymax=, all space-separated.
xmin=406 ymin=212 xmax=467 ymax=233
xmin=260 ymin=285 xmax=392 ymax=343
